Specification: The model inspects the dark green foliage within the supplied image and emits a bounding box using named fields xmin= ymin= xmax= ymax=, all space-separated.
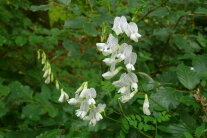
xmin=0 ymin=0 xmax=207 ymax=137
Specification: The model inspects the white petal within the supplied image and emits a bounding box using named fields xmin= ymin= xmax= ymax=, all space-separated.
xmin=143 ymin=94 xmax=151 ymax=115
xmin=126 ymin=64 xmax=135 ymax=71
xmin=131 ymin=83 xmax=138 ymax=92
xmin=118 ymin=87 xmax=128 ymax=94
xmin=96 ymin=43 xmax=106 ymax=51
xmin=130 ymin=34 xmax=138 ymax=42
xmin=67 ymin=98 xmax=78 ymax=105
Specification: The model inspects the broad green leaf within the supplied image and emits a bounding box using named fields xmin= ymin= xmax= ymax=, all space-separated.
xmin=197 ymin=33 xmax=206 ymax=47
xmin=62 ymin=39 xmax=80 ymax=56
xmin=150 ymin=87 xmax=182 ymax=110
xmin=9 ymin=81 xmax=33 ymax=99
xmin=149 ymin=7 xmax=169 ymax=17
xmin=48 ymin=105 xmax=58 ymax=118
xmin=176 ymin=64 xmax=200 ymax=90
xmin=167 ymin=124 xmax=187 ymax=138
xmin=64 ymin=17 xmax=88 ymax=29
xmin=195 ymin=7 xmax=207 ymax=14
xmin=180 ymin=96 xmax=199 ymax=108
xmin=57 ymin=0 xmax=71 ymax=5
xmin=21 ymin=104 xmax=46 ymax=121
xmin=192 ymin=55 xmax=207 ymax=78
xmin=30 ymin=5 xmax=52 ymax=12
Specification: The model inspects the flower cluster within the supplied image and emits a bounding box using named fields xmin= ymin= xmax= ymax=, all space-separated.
xmin=37 ymin=50 xmax=69 ymax=103
xmin=37 ymin=51 xmax=54 ymax=84
xmin=68 ymin=82 xmax=106 ymax=126
xmin=96 ymin=16 xmax=140 ymax=103
xmin=112 ymin=16 xmax=141 ymax=42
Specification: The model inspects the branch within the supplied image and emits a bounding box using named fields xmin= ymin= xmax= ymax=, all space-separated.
xmin=137 ymin=0 xmax=169 ymax=23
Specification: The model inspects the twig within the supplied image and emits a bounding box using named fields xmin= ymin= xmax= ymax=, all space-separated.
xmin=137 ymin=0 xmax=169 ymax=23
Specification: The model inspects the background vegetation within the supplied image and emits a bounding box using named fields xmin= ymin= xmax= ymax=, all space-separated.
xmin=0 ymin=0 xmax=207 ymax=137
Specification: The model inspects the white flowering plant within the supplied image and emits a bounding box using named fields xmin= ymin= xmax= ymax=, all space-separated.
xmin=1 ymin=0 xmax=207 ymax=138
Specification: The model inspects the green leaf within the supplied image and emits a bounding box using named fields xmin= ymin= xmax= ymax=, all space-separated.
xmin=57 ymin=0 xmax=71 ymax=5
xmin=150 ymin=87 xmax=182 ymax=110
xmin=48 ymin=105 xmax=58 ymax=118
xmin=195 ymin=123 xmax=205 ymax=137
xmin=0 ymin=35 xmax=6 ymax=46
xmin=195 ymin=7 xmax=207 ymax=14
xmin=121 ymin=118 xmax=129 ymax=133
xmin=184 ymin=131 xmax=193 ymax=138
xmin=36 ymin=129 xmax=62 ymax=138
xmin=15 ymin=36 xmax=27 ymax=46
xmin=30 ymin=5 xmax=52 ymax=12
xmin=0 ymin=101 xmax=8 ymax=117
xmin=196 ymin=33 xmax=206 ymax=47
xmin=9 ymin=81 xmax=33 ymax=99
xmin=0 ymin=84 xmax=10 ymax=97
xmin=173 ymin=35 xmax=200 ymax=53
xmin=64 ymin=17 xmax=88 ymax=29
xmin=192 ymin=55 xmax=207 ymax=78
xmin=21 ymin=104 xmax=46 ymax=121
xmin=62 ymin=39 xmax=80 ymax=56
xmin=167 ymin=124 xmax=187 ymax=137
xmin=176 ymin=64 xmax=200 ymax=90
xmin=149 ymin=7 xmax=169 ymax=17
xmin=180 ymin=96 xmax=199 ymax=108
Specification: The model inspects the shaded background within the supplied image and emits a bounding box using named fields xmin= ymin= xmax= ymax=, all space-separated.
xmin=0 ymin=0 xmax=207 ymax=137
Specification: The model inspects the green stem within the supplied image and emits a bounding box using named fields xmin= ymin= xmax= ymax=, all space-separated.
xmin=103 ymin=111 xmax=121 ymax=123
xmin=135 ymin=127 xmax=153 ymax=138
xmin=118 ymin=101 xmax=126 ymax=116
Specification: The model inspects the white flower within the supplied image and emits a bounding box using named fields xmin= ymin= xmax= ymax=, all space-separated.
xmin=84 ymin=104 xmax=106 ymax=126
xmin=124 ymin=52 xmax=137 ymax=71
xmin=117 ymin=86 xmax=128 ymax=94
xmin=113 ymin=72 xmax=138 ymax=91
xmin=103 ymin=52 xmax=117 ymax=66
xmin=76 ymin=82 xmax=88 ymax=95
xmin=143 ymin=94 xmax=151 ymax=115
xmin=124 ymin=22 xmax=141 ymax=42
xmin=85 ymin=88 xmax=97 ymax=105
xmin=58 ymin=88 xmax=69 ymax=102
xmin=67 ymin=93 xmax=80 ymax=105
xmin=102 ymin=62 xmax=121 ymax=79
xmin=96 ymin=34 xmax=118 ymax=56
xmin=116 ymin=43 xmax=132 ymax=62
xmin=113 ymin=72 xmax=138 ymax=103
xmin=76 ymin=100 xmax=89 ymax=118
xmin=67 ymin=97 xmax=78 ymax=105
xmin=76 ymin=110 xmax=87 ymax=119
xmin=112 ymin=16 xmax=128 ymax=35
xmin=119 ymin=91 xmax=137 ymax=103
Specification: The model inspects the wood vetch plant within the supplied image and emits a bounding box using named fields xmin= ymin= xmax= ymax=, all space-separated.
xmin=37 ymin=16 xmax=151 ymax=126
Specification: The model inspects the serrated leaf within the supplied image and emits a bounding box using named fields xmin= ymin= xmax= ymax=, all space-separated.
xmin=195 ymin=123 xmax=205 ymax=137
xmin=177 ymin=64 xmax=200 ymax=90
xmin=30 ymin=5 xmax=52 ymax=12
xmin=150 ymin=87 xmax=182 ymax=110
xmin=192 ymin=55 xmax=207 ymax=78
